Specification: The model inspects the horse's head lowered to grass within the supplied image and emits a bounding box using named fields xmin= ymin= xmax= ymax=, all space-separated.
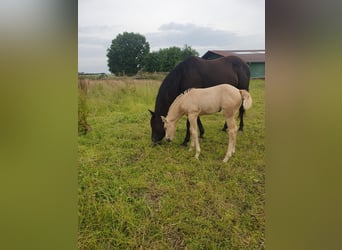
xmin=160 ymin=116 xmax=177 ymax=142
xmin=149 ymin=109 xmax=165 ymax=145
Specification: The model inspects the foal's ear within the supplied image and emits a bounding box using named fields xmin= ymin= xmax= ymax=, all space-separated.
xmin=161 ymin=116 xmax=167 ymax=123
xmin=148 ymin=109 xmax=155 ymax=117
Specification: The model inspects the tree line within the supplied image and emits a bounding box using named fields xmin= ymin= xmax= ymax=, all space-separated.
xmin=107 ymin=32 xmax=199 ymax=76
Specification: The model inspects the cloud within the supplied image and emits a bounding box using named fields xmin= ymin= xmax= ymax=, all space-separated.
xmin=78 ymin=25 xmax=121 ymax=35
xmin=147 ymin=23 xmax=237 ymax=47
xmin=146 ymin=22 xmax=263 ymax=55
xmin=78 ymin=22 xmax=265 ymax=73
xmin=78 ymin=36 xmax=111 ymax=50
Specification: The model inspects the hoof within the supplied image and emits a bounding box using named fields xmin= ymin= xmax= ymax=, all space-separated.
xmin=180 ymin=142 xmax=188 ymax=147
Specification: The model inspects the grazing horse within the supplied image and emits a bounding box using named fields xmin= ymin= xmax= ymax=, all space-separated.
xmin=161 ymin=84 xmax=252 ymax=162
xmin=149 ymin=55 xmax=250 ymax=146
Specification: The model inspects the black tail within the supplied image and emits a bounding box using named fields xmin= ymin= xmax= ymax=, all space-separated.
xmin=238 ymin=105 xmax=245 ymax=131
xmin=234 ymin=58 xmax=250 ymax=131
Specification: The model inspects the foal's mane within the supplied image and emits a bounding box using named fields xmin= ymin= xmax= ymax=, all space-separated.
xmin=169 ymin=88 xmax=193 ymax=111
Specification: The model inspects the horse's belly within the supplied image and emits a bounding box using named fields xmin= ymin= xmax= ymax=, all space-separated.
xmin=199 ymin=103 xmax=220 ymax=115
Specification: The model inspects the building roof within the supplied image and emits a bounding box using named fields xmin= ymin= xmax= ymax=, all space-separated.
xmin=202 ymin=50 xmax=265 ymax=63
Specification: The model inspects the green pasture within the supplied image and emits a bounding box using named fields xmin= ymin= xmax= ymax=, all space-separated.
xmin=78 ymin=77 xmax=265 ymax=249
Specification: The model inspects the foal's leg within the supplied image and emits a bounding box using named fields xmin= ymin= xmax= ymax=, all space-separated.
xmin=182 ymin=117 xmax=204 ymax=146
xmin=187 ymin=118 xmax=195 ymax=151
xmin=181 ymin=119 xmax=191 ymax=147
xmin=189 ymin=114 xmax=200 ymax=159
xmin=223 ymin=105 xmax=244 ymax=132
xmin=223 ymin=116 xmax=237 ymax=163
xmin=189 ymin=127 xmax=195 ymax=152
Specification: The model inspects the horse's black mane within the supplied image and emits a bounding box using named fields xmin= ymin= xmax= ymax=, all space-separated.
xmin=154 ymin=57 xmax=192 ymax=115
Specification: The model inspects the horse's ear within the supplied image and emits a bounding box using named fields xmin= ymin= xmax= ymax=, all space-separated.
xmin=161 ymin=116 xmax=167 ymax=123
xmin=148 ymin=109 xmax=155 ymax=117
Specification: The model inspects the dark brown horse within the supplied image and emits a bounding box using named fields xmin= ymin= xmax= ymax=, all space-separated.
xmin=149 ymin=55 xmax=250 ymax=146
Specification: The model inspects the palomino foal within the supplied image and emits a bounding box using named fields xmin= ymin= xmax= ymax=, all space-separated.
xmin=161 ymin=84 xmax=252 ymax=162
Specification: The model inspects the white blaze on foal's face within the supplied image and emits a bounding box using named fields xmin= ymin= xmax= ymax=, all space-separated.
xmin=161 ymin=116 xmax=176 ymax=141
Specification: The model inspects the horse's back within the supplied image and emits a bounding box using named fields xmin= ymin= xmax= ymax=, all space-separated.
xmin=213 ymin=84 xmax=241 ymax=102
xmin=190 ymin=84 xmax=239 ymax=100
xmin=183 ymin=84 xmax=240 ymax=115
xmin=183 ymin=56 xmax=249 ymax=89
xmin=159 ymin=55 xmax=249 ymax=96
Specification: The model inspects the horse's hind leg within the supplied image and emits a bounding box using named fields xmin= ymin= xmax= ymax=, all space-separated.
xmin=223 ymin=105 xmax=244 ymax=132
xmin=197 ymin=117 xmax=205 ymax=138
xmin=223 ymin=116 xmax=237 ymax=162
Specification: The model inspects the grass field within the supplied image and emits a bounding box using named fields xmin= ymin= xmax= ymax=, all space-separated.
xmin=78 ymin=77 xmax=265 ymax=249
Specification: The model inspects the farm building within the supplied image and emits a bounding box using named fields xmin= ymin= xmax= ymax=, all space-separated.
xmin=202 ymin=50 xmax=265 ymax=79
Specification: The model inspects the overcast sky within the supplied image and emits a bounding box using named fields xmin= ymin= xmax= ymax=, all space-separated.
xmin=79 ymin=0 xmax=265 ymax=73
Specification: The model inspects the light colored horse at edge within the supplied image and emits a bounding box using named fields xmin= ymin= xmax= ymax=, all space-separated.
xmin=161 ymin=84 xmax=252 ymax=162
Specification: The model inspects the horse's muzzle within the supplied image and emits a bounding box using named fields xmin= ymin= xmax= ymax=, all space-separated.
xmin=165 ymin=138 xmax=171 ymax=143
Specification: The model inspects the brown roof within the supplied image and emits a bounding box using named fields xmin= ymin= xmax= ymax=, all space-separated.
xmin=203 ymin=50 xmax=265 ymax=63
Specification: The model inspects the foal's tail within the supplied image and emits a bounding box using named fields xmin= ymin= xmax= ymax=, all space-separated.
xmin=236 ymin=90 xmax=252 ymax=131
xmin=239 ymin=90 xmax=252 ymax=110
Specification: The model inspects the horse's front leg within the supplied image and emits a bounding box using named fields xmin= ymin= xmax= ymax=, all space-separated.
xmin=197 ymin=117 xmax=205 ymax=138
xmin=182 ymin=117 xmax=205 ymax=146
xmin=189 ymin=114 xmax=200 ymax=160
xmin=222 ymin=122 xmax=228 ymax=131
xmin=181 ymin=119 xmax=190 ymax=147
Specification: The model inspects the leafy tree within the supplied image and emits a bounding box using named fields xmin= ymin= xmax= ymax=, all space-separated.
xmin=158 ymin=47 xmax=182 ymax=72
xmin=180 ymin=44 xmax=199 ymax=60
xmin=143 ymin=45 xmax=199 ymax=72
xmin=143 ymin=51 xmax=161 ymax=72
xmin=107 ymin=32 xmax=150 ymax=75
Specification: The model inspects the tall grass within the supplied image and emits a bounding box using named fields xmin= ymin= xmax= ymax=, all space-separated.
xmin=78 ymin=79 xmax=91 ymax=135
xmin=78 ymin=78 xmax=265 ymax=249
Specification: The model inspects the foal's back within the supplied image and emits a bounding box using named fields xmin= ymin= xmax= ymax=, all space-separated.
xmin=181 ymin=84 xmax=241 ymax=115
